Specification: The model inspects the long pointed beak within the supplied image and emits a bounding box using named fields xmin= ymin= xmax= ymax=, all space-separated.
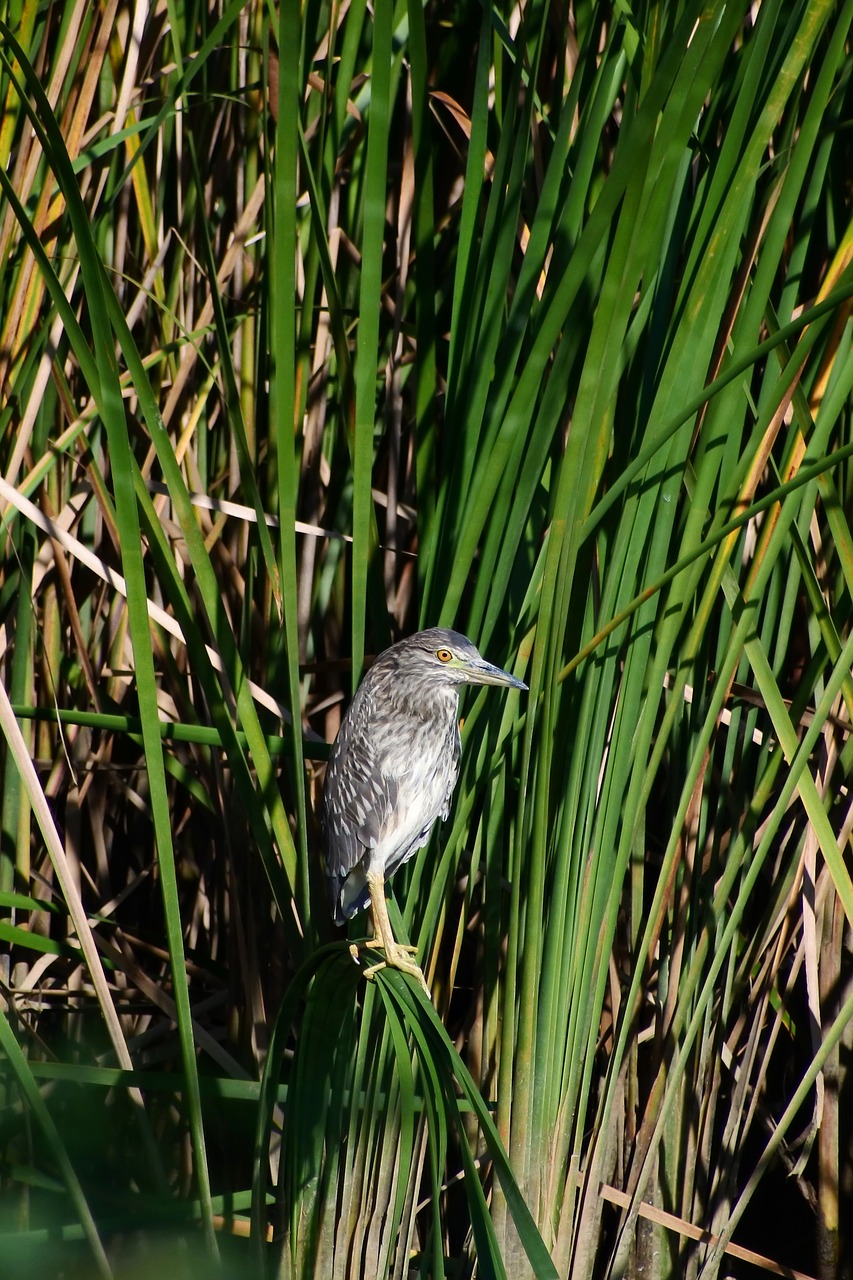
xmin=463 ymin=659 xmax=528 ymax=691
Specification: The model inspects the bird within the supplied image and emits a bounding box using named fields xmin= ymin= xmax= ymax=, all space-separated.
xmin=321 ymin=627 xmax=527 ymax=993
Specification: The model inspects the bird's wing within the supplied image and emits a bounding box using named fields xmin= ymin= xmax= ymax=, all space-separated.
xmin=322 ymin=696 xmax=398 ymax=915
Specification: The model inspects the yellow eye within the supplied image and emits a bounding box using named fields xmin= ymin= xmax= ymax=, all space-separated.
xmin=436 ymin=648 xmax=453 ymax=663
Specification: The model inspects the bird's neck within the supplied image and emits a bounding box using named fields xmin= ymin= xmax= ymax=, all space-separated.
xmin=390 ymin=679 xmax=459 ymax=726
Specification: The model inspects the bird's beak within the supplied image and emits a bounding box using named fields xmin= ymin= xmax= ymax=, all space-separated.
xmin=463 ymin=659 xmax=528 ymax=691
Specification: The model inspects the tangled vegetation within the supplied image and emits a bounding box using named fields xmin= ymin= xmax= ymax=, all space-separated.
xmin=1 ymin=0 xmax=852 ymax=1276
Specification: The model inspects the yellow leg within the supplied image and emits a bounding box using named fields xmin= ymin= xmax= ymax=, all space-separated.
xmin=352 ymin=870 xmax=430 ymax=996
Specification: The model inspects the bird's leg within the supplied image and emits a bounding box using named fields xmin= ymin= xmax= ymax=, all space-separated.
xmin=355 ymin=870 xmax=430 ymax=995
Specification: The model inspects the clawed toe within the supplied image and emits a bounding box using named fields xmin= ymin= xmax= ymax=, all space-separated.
xmin=351 ymin=942 xmax=430 ymax=995
xmin=353 ymin=938 xmax=417 ymax=956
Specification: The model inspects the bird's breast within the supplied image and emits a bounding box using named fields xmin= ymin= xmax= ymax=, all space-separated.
xmin=368 ymin=702 xmax=460 ymax=867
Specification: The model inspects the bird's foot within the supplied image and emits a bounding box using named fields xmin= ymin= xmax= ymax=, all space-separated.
xmin=349 ymin=940 xmax=430 ymax=996
xmin=348 ymin=939 xmax=416 ymax=968
xmin=351 ymin=937 xmax=418 ymax=956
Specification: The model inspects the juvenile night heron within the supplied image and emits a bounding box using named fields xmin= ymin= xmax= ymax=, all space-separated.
xmin=322 ymin=628 xmax=527 ymax=992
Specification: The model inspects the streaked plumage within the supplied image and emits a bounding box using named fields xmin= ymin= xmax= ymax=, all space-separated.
xmin=321 ymin=628 xmax=527 ymax=990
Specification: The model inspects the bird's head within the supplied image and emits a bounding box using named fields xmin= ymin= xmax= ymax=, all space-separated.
xmin=392 ymin=628 xmax=528 ymax=691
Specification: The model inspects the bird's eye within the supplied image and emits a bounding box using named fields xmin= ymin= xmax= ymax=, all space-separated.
xmin=436 ymin=648 xmax=453 ymax=663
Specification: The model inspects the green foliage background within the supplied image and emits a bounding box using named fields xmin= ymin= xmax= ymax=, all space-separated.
xmin=0 ymin=0 xmax=852 ymax=1277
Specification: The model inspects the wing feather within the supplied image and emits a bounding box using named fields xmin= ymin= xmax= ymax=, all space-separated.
xmin=322 ymin=688 xmax=398 ymax=922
